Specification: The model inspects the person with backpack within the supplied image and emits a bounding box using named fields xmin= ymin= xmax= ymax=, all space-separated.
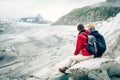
xmin=59 ymin=24 xmax=93 ymax=73
xmin=87 ymin=23 xmax=106 ymax=58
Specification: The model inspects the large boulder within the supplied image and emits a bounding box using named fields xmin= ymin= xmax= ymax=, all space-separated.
xmin=49 ymin=57 xmax=120 ymax=80
xmin=65 ymin=58 xmax=112 ymax=78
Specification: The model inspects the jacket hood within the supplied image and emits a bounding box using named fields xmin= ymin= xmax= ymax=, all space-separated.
xmin=79 ymin=30 xmax=90 ymax=35
xmin=85 ymin=30 xmax=90 ymax=35
xmin=90 ymin=30 xmax=101 ymax=37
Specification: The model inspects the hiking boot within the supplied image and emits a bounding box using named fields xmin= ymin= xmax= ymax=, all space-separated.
xmin=59 ymin=67 xmax=68 ymax=73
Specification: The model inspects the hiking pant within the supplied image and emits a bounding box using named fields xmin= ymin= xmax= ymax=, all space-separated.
xmin=66 ymin=53 xmax=93 ymax=68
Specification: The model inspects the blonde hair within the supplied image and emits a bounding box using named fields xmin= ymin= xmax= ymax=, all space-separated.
xmin=88 ymin=23 xmax=95 ymax=30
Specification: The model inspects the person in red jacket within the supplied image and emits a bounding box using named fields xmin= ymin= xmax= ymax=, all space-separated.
xmin=59 ymin=24 xmax=93 ymax=73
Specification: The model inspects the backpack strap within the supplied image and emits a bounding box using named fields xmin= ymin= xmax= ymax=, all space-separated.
xmin=80 ymin=32 xmax=88 ymax=47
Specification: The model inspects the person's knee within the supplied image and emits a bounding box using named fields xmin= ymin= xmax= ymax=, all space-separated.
xmin=68 ymin=56 xmax=74 ymax=61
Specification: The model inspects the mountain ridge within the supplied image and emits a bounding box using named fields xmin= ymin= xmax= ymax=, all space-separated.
xmin=54 ymin=0 xmax=120 ymax=25
xmin=19 ymin=14 xmax=51 ymax=24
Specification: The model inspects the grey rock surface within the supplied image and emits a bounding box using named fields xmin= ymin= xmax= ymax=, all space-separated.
xmin=88 ymin=69 xmax=110 ymax=80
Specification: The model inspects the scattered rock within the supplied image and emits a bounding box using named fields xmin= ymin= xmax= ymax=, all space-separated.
xmin=88 ymin=69 xmax=110 ymax=80
xmin=0 ymin=49 xmax=6 ymax=59
xmin=115 ymin=56 xmax=120 ymax=64
xmin=0 ymin=76 xmax=9 ymax=80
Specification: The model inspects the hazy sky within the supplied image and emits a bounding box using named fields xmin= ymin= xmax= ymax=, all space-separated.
xmin=0 ymin=0 xmax=106 ymax=22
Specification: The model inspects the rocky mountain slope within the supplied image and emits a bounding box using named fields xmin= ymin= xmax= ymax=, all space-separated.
xmin=54 ymin=0 xmax=120 ymax=25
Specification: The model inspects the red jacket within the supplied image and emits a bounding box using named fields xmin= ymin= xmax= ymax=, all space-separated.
xmin=74 ymin=30 xmax=92 ymax=56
